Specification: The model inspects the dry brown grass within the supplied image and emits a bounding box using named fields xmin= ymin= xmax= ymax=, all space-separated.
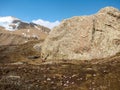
xmin=0 ymin=56 xmax=120 ymax=90
xmin=0 ymin=40 xmax=44 ymax=63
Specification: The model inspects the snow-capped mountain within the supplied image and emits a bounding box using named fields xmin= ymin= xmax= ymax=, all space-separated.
xmin=0 ymin=16 xmax=51 ymax=45
xmin=0 ymin=16 xmax=60 ymax=30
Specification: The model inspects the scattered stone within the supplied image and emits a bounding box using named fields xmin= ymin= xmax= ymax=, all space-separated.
xmin=8 ymin=75 xmax=20 ymax=79
xmin=28 ymin=55 xmax=40 ymax=59
xmin=47 ymin=77 xmax=51 ymax=81
xmin=11 ymin=62 xmax=24 ymax=65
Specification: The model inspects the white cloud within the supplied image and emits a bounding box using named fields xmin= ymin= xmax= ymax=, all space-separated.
xmin=32 ymin=19 xmax=60 ymax=29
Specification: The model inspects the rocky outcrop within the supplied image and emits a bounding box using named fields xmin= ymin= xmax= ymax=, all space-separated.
xmin=38 ymin=7 xmax=120 ymax=60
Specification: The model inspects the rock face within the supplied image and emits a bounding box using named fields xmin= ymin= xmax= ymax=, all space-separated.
xmin=39 ymin=7 xmax=120 ymax=60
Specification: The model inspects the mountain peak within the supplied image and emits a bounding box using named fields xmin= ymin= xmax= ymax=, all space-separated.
xmin=98 ymin=6 xmax=119 ymax=14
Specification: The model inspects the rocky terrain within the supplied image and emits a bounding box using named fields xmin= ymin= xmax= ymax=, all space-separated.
xmin=0 ymin=53 xmax=120 ymax=90
xmin=39 ymin=7 xmax=120 ymax=60
xmin=0 ymin=39 xmax=120 ymax=90
xmin=0 ymin=7 xmax=120 ymax=90
xmin=0 ymin=32 xmax=38 ymax=45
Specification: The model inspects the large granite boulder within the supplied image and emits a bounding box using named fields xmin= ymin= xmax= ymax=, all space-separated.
xmin=38 ymin=7 xmax=120 ymax=60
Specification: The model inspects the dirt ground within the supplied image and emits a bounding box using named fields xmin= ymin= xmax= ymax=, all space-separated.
xmin=0 ymin=58 xmax=120 ymax=90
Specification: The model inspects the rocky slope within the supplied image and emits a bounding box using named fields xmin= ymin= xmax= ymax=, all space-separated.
xmin=38 ymin=7 xmax=120 ymax=60
xmin=0 ymin=33 xmax=37 ymax=45
xmin=0 ymin=16 xmax=50 ymax=45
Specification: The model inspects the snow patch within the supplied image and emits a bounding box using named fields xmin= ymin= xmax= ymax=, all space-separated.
xmin=34 ymin=25 xmax=40 ymax=30
xmin=32 ymin=19 xmax=60 ymax=29
xmin=15 ymin=22 xmax=20 ymax=30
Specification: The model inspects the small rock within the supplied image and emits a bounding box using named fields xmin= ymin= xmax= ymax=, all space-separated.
xmin=47 ymin=77 xmax=51 ymax=81
xmin=28 ymin=55 xmax=40 ymax=59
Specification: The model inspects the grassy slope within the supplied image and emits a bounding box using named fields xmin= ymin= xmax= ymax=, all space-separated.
xmin=0 ymin=40 xmax=43 ymax=63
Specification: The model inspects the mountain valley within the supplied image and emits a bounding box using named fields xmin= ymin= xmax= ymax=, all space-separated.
xmin=0 ymin=7 xmax=120 ymax=90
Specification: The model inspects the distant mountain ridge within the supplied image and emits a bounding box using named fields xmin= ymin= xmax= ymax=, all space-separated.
xmin=0 ymin=16 xmax=50 ymax=45
xmin=0 ymin=16 xmax=60 ymax=30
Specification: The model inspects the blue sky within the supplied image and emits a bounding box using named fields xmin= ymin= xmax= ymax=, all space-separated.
xmin=0 ymin=0 xmax=120 ymax=22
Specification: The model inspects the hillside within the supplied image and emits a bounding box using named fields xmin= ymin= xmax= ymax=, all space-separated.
xmin=0 ymin=40 xmax=44 ymax=63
